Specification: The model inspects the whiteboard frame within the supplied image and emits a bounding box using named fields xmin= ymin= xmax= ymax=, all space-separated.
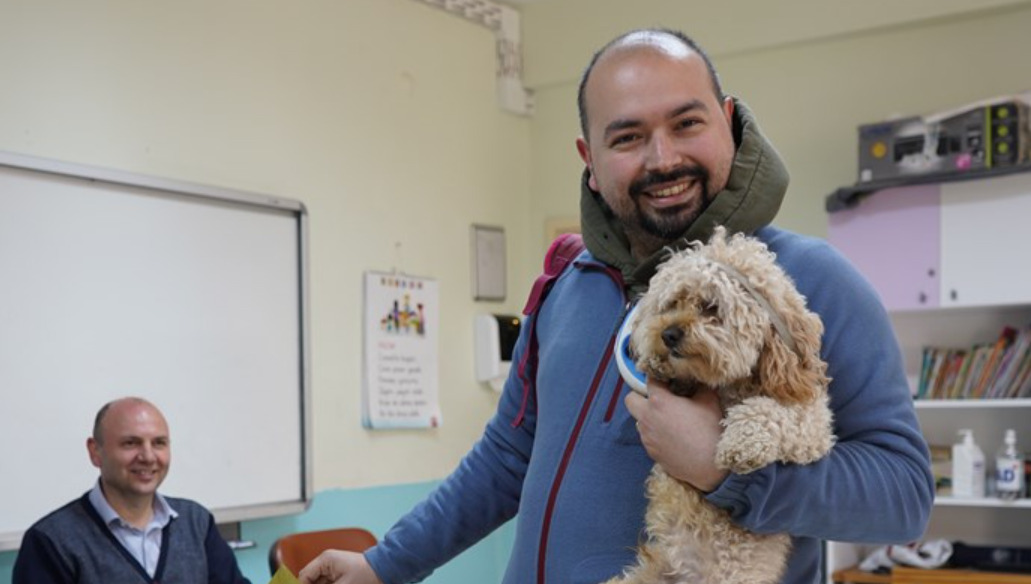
xmin=0 ymin=149 xmax=313 ymax=551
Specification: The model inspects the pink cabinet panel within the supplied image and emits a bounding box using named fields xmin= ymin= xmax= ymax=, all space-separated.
xmin=828 ymin=185 xmax=940 ymax=311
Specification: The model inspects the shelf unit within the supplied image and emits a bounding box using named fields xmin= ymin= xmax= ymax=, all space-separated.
xmin=825 ymin=171 xmax=1031 ymax=584
xmin=833 ymin=566 xmax=1031 ymax=583
xmin=933 ymin=496 xmax=1031 ymax=509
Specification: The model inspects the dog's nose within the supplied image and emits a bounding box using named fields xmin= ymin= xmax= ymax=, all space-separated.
xmin=661 ymin=326 xmax=684 ymax=349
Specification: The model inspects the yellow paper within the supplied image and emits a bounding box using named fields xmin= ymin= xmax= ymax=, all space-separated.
xmin=269 ymin=565 xmax=300 ymax=584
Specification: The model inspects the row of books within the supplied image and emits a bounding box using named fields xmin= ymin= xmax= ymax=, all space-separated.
xmin=916 ymin=324 xmax=1031 ymax=400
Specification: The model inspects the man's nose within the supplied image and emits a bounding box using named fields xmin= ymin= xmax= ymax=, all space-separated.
xmin=138 ymin=444 xmax=157 ymax=461
xmin=645 ymin=132 xmax=680 ymax=172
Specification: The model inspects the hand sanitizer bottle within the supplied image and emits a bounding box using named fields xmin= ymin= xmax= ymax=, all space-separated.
xmin=952 ymin=429 xmax=985 ymax=498
xmin=996 ymin=429 xmax=1025 ymax=500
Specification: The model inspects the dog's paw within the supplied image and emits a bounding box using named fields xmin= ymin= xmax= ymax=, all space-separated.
xmin=716 ymin=400 xmax=781 ymax=474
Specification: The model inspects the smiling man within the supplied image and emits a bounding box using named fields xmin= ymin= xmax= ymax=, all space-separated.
xmin=14 ymin=397 xmax=251 ymax=584
xmin=298 ymin=28 xmax=932 ymax=584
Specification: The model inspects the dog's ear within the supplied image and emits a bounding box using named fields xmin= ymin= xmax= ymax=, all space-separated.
xmin=755 ymin=312 xmax=829 ymax=405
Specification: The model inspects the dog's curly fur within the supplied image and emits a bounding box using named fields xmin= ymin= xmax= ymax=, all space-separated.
xmin=604 ymin=227 xmax=835 ymax=584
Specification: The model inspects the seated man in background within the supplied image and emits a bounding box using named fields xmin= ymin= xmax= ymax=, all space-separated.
xmin=13 ymin=396 xmax=251 ymax=584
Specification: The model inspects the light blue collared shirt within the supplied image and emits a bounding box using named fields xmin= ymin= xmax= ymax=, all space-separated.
xmin=88 ymin=481 xmax=178 ymax=577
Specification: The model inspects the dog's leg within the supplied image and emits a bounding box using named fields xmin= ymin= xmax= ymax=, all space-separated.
xmin=600 ymin=466 xmax=709 ymax=584
xmin=716 ymin=395 xmax=834 ymax=474
xmin=778 ymin=394 xmax=836 ymax=464
xmin=601 ymin=463 xmax=794 ymax=584
xmin=710 ymin=529 xmax=792 ymax=584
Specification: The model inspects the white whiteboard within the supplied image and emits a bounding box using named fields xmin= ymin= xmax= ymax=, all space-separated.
xmin=0 ymin=151 xmax=311 ymax=551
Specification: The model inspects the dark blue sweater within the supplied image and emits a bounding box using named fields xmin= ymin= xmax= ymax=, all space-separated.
xmin=13 ymin=493 xmax=251 ymax=584
xmin=365 ymin=227 xmax=935 ymax=584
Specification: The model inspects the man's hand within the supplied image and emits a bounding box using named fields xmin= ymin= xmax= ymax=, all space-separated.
xmin=625 ymin=380 xmax=729 ymax=492
xmin=297 ymin=550 xmax=382 ymax=584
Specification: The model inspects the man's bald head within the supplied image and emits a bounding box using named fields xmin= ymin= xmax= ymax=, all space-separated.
xmin=577 ymin=29 xmax=724 ymax=142
xmin=92 ymin=397 xmax=164 ymax=445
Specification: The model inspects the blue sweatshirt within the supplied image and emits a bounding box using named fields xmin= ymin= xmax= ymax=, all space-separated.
xmin=365 ymin=227 xmax=933 ymax=584
xmin=364 ymin=100 xmax=934 ymax=584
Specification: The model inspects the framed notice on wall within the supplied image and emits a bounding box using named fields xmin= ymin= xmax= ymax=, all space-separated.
xmin=361 ymin=271 xmax=441 ymax=429
xmin=470 ymin=224 xmax=506 ymax=301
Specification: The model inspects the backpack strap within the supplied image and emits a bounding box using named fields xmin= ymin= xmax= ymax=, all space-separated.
xmin=512 ymin=233 xmax=585 ymax=427
xmin=522 ymin=232 xmax=586 ymax=317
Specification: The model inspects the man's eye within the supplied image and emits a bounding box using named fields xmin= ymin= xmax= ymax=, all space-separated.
xmin=676 ymin=118 xmax=700 ymax=130
xmin=610 ymin=134 xmax=639 ymax=147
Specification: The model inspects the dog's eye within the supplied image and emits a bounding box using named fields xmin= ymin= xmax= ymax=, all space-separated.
xmin=660 ymin=297 xmax=682 ymax=313
xmin=701 ymin=300 xmax=720 ymax=319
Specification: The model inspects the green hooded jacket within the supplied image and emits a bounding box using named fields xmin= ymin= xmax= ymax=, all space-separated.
xmin=579 ymin=98 xmax=790 ymax=296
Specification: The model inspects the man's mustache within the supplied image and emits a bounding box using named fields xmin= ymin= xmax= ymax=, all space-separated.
xmin=629 ymin=166 xmax=708 ymax=198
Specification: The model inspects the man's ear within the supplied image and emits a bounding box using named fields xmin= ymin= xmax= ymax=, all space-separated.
xmin=721 ymin=96 xmax=735 ymax=126
xmin=87 ymin=437 xmax=102 ymax=469
xmin=576 ymin=137 xmax=598 ymax=191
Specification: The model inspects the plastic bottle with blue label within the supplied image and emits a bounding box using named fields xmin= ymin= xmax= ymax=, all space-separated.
xmin=952 ymin=429 xmax=985 ymax=499
xmin=995 ymin=429 xmax=1025 ymax=500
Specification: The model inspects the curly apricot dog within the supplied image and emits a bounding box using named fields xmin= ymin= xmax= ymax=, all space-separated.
xmin=606 ymin=227 xmax=834 ymax=584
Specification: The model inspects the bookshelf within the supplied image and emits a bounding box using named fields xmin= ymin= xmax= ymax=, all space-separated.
xmin=825 ymin=171 xmax=1031 ymax=584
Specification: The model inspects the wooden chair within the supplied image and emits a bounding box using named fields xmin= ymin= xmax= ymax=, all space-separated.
xmin=268 ymin=527 xmax=378 ymax=576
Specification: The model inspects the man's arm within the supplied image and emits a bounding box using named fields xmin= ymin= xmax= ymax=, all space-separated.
xmin=13 ymin=528 xmax=76 ymax=584
xmin=362 ymin=317 xmax=539 ymax=583
xmin=707 ymin=239 xmax=935 ymax=543
xmin=203 ymin=515 xmax=252 ymax=584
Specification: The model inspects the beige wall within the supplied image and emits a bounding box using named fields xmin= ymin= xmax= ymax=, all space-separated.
xmin=4 ymin=0 xmax=1031 ymax=495
xmin=0 ymin=0 xmax=533 ymax=491
xmin=525 ymin=1 xmax=1031 ymax=258
xmin=517 ymin=0 xmax=1030 ymax=89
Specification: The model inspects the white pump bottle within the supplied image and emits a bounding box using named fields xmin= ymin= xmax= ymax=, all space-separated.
xmin=952 ymin=429 xmax=986 ymax=499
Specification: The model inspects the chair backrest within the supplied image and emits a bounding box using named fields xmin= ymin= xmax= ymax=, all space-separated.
xmin=268 ymin=527 xmax=378 ymax=576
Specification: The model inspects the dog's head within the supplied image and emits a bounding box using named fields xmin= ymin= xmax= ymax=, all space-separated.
xmin=629 ymin=227 xmax=828 ymax=404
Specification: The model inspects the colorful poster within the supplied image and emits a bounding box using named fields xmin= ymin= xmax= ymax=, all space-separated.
xmin=361 ymin=271 xmax=441 ymax=429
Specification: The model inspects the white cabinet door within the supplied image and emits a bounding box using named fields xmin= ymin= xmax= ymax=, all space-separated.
xmin=940 ymin=173 xmax=1031 ymax=307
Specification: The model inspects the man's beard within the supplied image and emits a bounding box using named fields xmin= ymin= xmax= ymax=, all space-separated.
xmin=627 ymin=165 xmax=712 ymax=240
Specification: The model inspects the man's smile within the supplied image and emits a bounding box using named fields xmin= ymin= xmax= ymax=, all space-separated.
xmin=641 ymin=179 xmax=699 ymax=209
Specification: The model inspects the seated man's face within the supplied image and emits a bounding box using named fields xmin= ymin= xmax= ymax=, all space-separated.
xmin=88 ymin=401 xmax=171 ymax=504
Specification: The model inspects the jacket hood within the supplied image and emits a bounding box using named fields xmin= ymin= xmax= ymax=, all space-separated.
xmin=579 ymin=98 xmax=789 ymax=295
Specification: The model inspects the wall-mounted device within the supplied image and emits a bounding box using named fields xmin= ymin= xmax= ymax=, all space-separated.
xmin=474 ymin=313 xmax=521 ymax=392
xmin=857 ymin=95 xmax=1030 ymax=183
